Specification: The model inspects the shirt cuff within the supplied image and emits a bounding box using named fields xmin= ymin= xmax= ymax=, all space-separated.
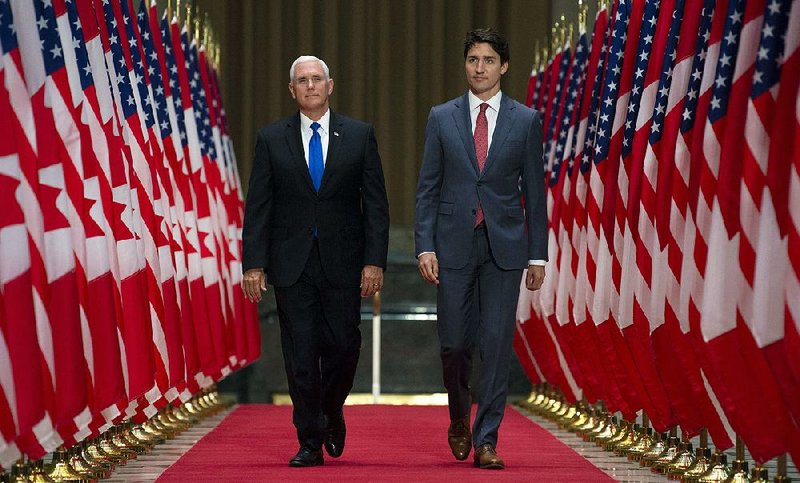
xmin=528 ymin=259 xmax=546 ymax=266
xmin=417 ymin=251 xmax=435 ymax=258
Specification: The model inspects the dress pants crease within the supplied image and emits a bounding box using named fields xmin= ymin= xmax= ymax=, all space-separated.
xmin=437 ymin=225 xmax=522 ymax=448
xmin=274 ymin=240 xmax=361 ymax=450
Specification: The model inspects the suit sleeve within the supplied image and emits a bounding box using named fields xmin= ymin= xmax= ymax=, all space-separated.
xmin=414 ymin=107 xmax=444 ymax=255
xmin=361 ymin=125 xmax=390 ymax=269
xmin=522 ymin=110 xmax=548 ymax=261
xmin=241 ymin=130 xmax=273 ymax=272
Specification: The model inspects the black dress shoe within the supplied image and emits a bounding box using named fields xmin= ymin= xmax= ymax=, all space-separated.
xmin=289 ymin=447 xmax=324 ymax=467
xmin=324 ymin=412 xmax=346 ymax=458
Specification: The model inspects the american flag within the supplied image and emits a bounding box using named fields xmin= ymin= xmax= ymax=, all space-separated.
xmin=118 ymin=0 xmax=186 ymax=417
xmin=134 ymin=0 xmax=187 ymax=405
xmin=523 ymin=21 xmax=586 ymax=404
xmin=608 ymin=0 xmax=678 ymax=433
xmin=162 ymin=12 xmax=217 ymax=391
xmin=53 ymin=0 xmax=127 ymax=443
xmin=511 ymin=0 xmax=800 ymax=467
xmin=777 ymin=0 xmax=800 ymax=403
xmin=584 ymin=0 xmax=664 ymax=429
xmin=0 ymin=0 xmax=55 ymax=463
xmin=517 ymin=32 xmax=579 ymax=406
xmin=170 ymin=16 xmax=223 ymax=387
xmin=569 ymin=2 xmax=638 ymax=419
xmin=543 ymin=36 xmax=573 ymax=178
xmin=737 ymin=0 xmax=800 ymax=462
xmin=180 ymin=24 xmax=232 ymax=381
xmin=694 ymin=0 xmax=800 ymax=463
xmin=98 ymin=0 xmax=171 ymax=422
xmin=186 ymin=34 xmax=238 ymax=376
xmin=537 ymin=35 xmax=572 ymax=319
xmin=639 ymin=0 xmax=733 ymax=445
xmin=550 ymin=25 xmax=589 ymax=332
xmin=13 ymin=0 xmax=92 ymax=445
xmin=148 ymin=4 xmax=205 ymax=401
xmin=525 ymin=51 xmax=542 ymax=108
xmin=542 ymin=20 xmax=592 ymax=402
xmin=0 ymin=0 xmax=252 ymax=464
xmin=196 ymin=41 xmax=250 ymax=370
xmin=540 ymin=45 xmax=561 ymax=156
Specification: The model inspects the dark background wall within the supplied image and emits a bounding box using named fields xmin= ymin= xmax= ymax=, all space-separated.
xmin=193 ymin=0 xmax=551 ymax=226
xmin=183 ymin=0 xmax=599 ymax=400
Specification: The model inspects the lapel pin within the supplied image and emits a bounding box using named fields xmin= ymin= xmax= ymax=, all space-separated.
xmin=334 ymin=131 xmax=340 ymax=137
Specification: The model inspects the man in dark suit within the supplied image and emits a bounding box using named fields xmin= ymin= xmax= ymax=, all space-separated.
xmin=415 ymin=29 xmax=547 ymax=470
xmin=242 ymin=56 xmax=389 ymax=467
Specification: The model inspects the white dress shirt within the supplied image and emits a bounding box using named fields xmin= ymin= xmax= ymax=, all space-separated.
xmin=468 ymin=89 xmax=501 ymax=150
xmin=418 ymin=91 xmax=545 ymax=267
xmin=300 ymin=109 xmax=331 ymax=165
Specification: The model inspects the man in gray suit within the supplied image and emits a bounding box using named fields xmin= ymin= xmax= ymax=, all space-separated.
xmin=414 ymin=28 xmax=547 ymax=470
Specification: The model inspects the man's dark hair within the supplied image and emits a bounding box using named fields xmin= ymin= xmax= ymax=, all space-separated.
xmin=463 ymin=28 xmax=509 ymax=64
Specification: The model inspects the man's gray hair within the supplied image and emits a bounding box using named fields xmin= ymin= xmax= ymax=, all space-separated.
xmin=289 ymin=56 xmax=331 ymax=82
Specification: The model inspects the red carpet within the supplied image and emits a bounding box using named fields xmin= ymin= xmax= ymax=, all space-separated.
xmin=158 ymin=404 xmax=613 ymax=482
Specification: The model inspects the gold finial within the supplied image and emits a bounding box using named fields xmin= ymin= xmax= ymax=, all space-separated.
xmin=212 ymin=41 xmax=216 ymax=68
xmin=541 ymin=43 xmax=549 ymax=69
xmin=567 ymin=22 xmax=574 ymax=48
xmin=184 ymin=0 xmax=190 ymax=31
xmin=579 ymin=0 xmax=588 ymax=31
xmin=194 ymin=5 xmax=201 ymax=41
xmin=551 ymin=20 xmax=559 ymax=52
xmin=202 ymin=11 xmax=211 ymax=48
xmin=211 ymin=27 xmax=216 ymax=54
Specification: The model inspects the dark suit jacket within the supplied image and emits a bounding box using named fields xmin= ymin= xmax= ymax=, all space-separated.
xmin=415 ymin=93 xmax=547 ymax=270
xmin=242 ymin=111 xmax=389 ymax=288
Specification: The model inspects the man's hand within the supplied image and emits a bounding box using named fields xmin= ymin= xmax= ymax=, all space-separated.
xmin=361 ymin=265 xmax=384 ymax=298
xmin=418 ymin=253 xmax=439 ymax=285
xmin=242 ymin=268 xmax=267 ymax=303
xmin=526 ymin=265 xmax=545 ymax=291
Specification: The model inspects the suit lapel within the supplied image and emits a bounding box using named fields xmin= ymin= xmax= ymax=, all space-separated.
xmin=285 ymin=112 xmax=316 ymax=194
xmin=482 ymin=94 xmax=515 ymax=176
xmin=318 ymin=112 xmax=343 ymax=193
xmin=453 ymin=94 xmax=480 ymax=176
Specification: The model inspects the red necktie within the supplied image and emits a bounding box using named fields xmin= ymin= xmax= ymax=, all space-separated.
xmin=474 ymin=103 xmax=489 ymax=226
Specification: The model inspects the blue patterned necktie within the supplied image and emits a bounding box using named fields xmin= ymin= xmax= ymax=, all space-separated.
xmin=309 ymin=122 xmax=324 ymax=191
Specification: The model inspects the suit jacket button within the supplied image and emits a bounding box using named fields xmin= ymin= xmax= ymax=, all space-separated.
xmin=471 ymin=209 xmax=477 ymax=215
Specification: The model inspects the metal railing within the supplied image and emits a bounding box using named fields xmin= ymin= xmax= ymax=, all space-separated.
xmin=365 ymin=295 xmax=437 ymax=403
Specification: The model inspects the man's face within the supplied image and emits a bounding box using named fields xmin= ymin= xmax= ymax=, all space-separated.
xmin=289 ymin=61 xmax=334 ymax=114
xmin=464 ymin=42 xmax=508 ymax=99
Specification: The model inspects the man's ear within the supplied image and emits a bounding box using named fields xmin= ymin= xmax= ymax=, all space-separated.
xmin=288 ymin=83 xmax=296 ymax=99
xmin=501 ymin=62 xmax=509 ymax=75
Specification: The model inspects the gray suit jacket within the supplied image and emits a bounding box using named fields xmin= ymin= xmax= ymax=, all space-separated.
xmin=414 ymin=92 xmax=547 ymax=270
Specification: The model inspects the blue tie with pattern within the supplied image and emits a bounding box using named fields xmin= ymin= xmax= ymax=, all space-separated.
xmin=309 ymin=122 xmax=324 ymax=191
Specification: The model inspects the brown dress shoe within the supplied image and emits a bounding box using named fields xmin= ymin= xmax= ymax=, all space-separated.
xmin=447 ymin=417 xmax=471 ymax=461
xmin=473 ymin=443 xmax=505 ymax=470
